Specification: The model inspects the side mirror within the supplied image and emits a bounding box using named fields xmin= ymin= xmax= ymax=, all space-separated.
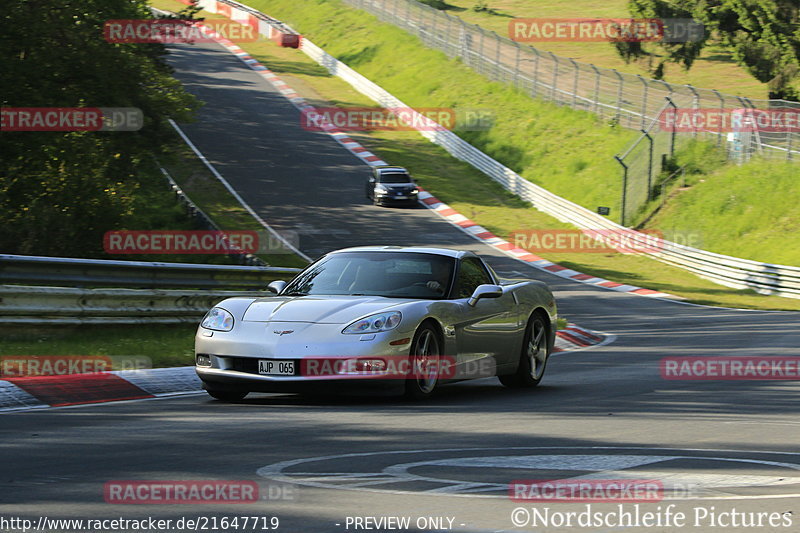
xmin=368 ymin=177 xmax=376 ymax=183
xmin=467 ymin=284 xmax=503 ymax=306
xmin=267 ymin=280 xmax=287 ymax=294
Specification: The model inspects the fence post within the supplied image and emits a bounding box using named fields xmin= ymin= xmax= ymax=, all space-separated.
xmin=477 ymin=28 xmax=486 ymax=74
xmin=569 ymin=58 xmax=579 ymax=107
xmin=444 ymin=13 xmax=450 ymax=57
xmin=665 ymin=97 xmax=676 ymax=157
xmin=590 ymin=64 xmax=601 ymax=115
xmin=549 ymin=52 xmax=559 ymax=103
xmin=512 ymin=42 xmax=521 ymax=88
xmin=430 ymin=4 xmax=438 ymax=47
xmin=532 ymin=48 xmax=540 ymax=98
xmin=687 ymin=84 xmax=700 ymax=138
xmin=495 ymin=33 xmax=502 ymax=81
xmin=612 ymin=69 xmax=624 ymax=124
xmin=658 ymin=79 xmax=673 ymax=104
xmin=614 ymin=155 xmax=629 ymax=226
xmin=458 ymin=20 xmax=469 ymax=63
xmin=712 ymin=89 xmax=725 ymax=147
xmin=643 ymin=129 xmax=654 ymax=200
xmin=636 ymin=74 xmax=648 ymax=129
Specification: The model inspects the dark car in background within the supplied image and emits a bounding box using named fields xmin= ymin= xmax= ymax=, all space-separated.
xmin=366 ymin=166 xmax=419 ymax=206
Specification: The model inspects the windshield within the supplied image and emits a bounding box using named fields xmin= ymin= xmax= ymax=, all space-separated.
xmin=282 ymin=252 xmax=455 ymax=299
xmin=378 ymin=172 xmax=412 ymax=184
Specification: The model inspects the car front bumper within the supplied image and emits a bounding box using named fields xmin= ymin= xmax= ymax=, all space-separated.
xmin=195 ymin=321 xmax=417 ymax=393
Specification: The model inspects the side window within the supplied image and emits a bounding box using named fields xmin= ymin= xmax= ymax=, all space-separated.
xmin=455 ymin=258 xmax=493 ymax=299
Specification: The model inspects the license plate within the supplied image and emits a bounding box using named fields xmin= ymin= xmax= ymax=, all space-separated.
xmin=395 ymin=195 xmax=407 ymax=199
xmin=258 ymin=360 xmax=295 ymax=376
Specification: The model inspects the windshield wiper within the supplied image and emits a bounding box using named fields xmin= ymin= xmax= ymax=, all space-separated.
xmin=282 ymin=291 xmax=308 ymax=296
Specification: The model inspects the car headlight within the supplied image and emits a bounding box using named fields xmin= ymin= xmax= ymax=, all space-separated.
xmin=342 ymin=311 xmax=402 ymax=334
xmin=375 ymin=184 xmax=388 ymax=194
xmin=201 ymin=307 xmax=234 ymax=331
xmin=410 ymin=189 xmax=418 ymax=194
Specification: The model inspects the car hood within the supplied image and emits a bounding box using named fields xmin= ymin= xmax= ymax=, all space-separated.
xmin=242 ymin=296 xmax=404 ymax=324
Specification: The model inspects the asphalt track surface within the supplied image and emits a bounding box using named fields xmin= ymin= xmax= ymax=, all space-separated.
xmin=3 ymin=40 xmax=800 ymax=532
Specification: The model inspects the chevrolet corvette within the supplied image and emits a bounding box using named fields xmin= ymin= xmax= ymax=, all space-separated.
xmin=195 ymin=246 xmax=557 ymax=400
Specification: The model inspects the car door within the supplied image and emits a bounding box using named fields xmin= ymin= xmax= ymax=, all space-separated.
xmin=450 ymin=257 xmax=519 ymax=377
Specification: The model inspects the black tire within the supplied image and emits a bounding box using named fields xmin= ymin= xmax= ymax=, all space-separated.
xmin=499 ymin=314 xmax=549 ymax=388
xmin=206 ymin=388 xmax=248 ymax=402
xmin=404 ymin=323 xmax=441 ymax=400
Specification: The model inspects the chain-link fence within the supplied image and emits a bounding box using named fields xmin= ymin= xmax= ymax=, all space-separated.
xmin=614 ymin=100 xmax=684 ymax=225
xmin=344 ymin=0 xmax=799 ymax=222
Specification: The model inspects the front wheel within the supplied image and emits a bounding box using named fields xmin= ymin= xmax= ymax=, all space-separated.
xmin=404 ymin=324 xmax=441 ymax=400
xmin=499 ymin=315 xmax=549 ymax=388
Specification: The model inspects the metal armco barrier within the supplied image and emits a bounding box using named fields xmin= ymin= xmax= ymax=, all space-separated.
xmin=0 ymin=285 xmax=259 ymax=325
xmin=0 ymin=255 xmax=301 ymax=324
xmin=0 ymin=255 xmax=300 ymax=289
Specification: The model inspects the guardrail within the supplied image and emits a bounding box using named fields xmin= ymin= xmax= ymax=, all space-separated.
xmin=0 ymin=255 xmax=302 ymax=324
xmin=0 ymin=254 xmax=300 ymax=289
xmin=0 ymin=285 xmax=261 ymax=325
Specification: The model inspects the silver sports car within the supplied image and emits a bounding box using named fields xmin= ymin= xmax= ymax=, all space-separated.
xmin=195 ymin=246 xmax=557 ymax=400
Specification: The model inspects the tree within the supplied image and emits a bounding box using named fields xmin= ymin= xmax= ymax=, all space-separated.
xmin=0 ymin=0 xmax=201 ymax=256
xmin=616 ymin=0 xmax=799 ymax=100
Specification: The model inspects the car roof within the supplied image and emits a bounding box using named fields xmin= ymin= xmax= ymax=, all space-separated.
xmin=329 ymin=246 xmax=472 ymax=259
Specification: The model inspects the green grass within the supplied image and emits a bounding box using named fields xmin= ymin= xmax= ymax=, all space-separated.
xmin=147 ymin=0 xmax=800 ymax=312
xmin=0 ymin=325 xmax=197 ymax=368
xmin=645 ymin=158 xmax=800 ymax=266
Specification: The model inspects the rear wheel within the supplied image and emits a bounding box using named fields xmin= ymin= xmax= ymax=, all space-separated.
xmin=404 ymin=324 xmax=441 ymax=400
xmin=499 ymin=315 xmax=549 ymax=388
xmin=205 ymin=388 xmax=248 ymax=402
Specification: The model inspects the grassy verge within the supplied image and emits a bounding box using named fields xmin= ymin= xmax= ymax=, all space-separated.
xmin=1 ymin=325 xmax=197 ymax=368
xmin=644 ymin=158 xmax=800 ymax=265
xmin=152 ymin=0 xmax=800 ymax=310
